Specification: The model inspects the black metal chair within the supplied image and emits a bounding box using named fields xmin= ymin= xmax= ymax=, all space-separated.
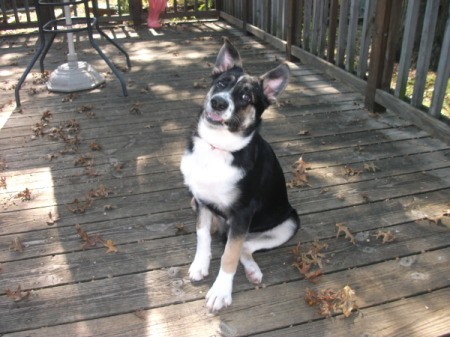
xmin=15 ymin=0 xmax=131 ymax=107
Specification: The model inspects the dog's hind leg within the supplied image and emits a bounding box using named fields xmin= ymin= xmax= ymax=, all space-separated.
xmin=189 ymin=205 xmax=214 ymax=282
xmin=240 ymin=213 xmax=299 ymax=284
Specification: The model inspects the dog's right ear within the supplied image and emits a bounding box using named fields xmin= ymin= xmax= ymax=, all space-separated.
xmin=212 ymin=37 xmax=242 ymax=75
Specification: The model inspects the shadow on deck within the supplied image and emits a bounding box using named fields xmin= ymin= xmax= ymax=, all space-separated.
xmin=0 ymin=21 xmax=449 ymax=336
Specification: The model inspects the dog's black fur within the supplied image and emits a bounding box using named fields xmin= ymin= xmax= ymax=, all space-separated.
xmin=180 ymin=38 xmax=300 ymax=312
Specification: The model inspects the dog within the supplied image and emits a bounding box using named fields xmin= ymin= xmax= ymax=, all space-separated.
xmin=180 ymin=38 xmax=300 ymax=313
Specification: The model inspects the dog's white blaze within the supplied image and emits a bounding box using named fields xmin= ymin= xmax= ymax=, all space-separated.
xmin=180 ymin=136 xmax=244 ymax=210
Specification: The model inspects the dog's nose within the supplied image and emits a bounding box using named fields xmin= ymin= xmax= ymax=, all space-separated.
xmin=211 ymin=97 xmax=229 ymax=111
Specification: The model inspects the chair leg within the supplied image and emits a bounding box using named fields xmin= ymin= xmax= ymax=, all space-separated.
xmin=95 ymin=22 xmax=131 ymax=69
xmin=87 ymin=28 xmax=128 ymax=97
xmin=15 ymin=37 xmax=46 ymax=107
xmin=39 ymin=32 xmax=57 ymax=73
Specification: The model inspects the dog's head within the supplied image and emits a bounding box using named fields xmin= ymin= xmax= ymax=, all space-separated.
xmin=200 ymin=38 xmax=290 ymax=141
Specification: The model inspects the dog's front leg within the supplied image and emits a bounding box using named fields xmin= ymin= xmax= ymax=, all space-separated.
xmin=189 ymin=205 xmax=213 ymax=281
xmin=206 ymin=224 xmax=245 ymax=313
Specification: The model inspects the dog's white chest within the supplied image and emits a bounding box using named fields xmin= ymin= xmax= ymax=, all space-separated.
xmin=180 ymin=137 xmax=244 ymax=209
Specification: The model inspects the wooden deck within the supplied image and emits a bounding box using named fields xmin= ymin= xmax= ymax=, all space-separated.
xmin=1 ymin=21 xmax=450 ymax=337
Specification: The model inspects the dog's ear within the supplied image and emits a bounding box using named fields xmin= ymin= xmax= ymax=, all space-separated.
xmin=212 ymin=37 xmax=242 ymax=75
xmin=261 ymin=64 xmax=290 ymax=103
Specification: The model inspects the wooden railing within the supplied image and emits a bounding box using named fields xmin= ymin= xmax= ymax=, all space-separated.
xmin=0 ymin=0 xmax=218 ymax=30
xmin=218 ymin=0 xmax=450 ymax=144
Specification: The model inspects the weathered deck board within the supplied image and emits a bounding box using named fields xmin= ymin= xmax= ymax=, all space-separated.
xmin=1 ymin=21 xmax=449 ymax=336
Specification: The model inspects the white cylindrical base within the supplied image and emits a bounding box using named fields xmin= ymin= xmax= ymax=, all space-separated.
xmin=47 ymin=61 xmax=105 ymax=93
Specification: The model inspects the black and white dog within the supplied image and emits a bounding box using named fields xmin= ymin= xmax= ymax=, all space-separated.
xmin=180 ymin=38 xmax=300 ymax=312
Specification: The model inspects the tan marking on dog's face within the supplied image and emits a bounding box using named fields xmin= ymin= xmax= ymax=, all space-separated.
xmin=221 ymin=236 xmax=245 ymax=274
xmin=237 ymin=104 xmax=256 ymax=131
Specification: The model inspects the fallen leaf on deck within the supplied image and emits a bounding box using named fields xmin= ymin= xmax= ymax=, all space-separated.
xmin=17 ymin=188 xmax=32 ymax=201
xmin=5 ymin=285 xmax=30 ymax=302
xmin=336 ymin=223 xmax=356 ymax=245
xmin=297 ymin=130 xmax=310 ymax=136
xmin=46 ymin=211 xmax=58 ymax=225
xmin=425 ymin=211 xmax=450 ymax=228
xmin=304 ymin=285 xmax=357 ymax=318
xmin=89 ymin=141 xmax=102 ymax=151
xmin=103 ymin=239 xmax=118 ymax=253
xmin=62 ymin=93 xmax=78 ymax=102
xmin=176 ymin=223 xmax=187 ymax=234
xmin=68 ymin=197 xmax=93 ymax=214
xmin=41 ymin=110 xmax=53 ymax=122
xmin=373 ymin=229 xmax=396 ymax=243
xmin=134 ymin=309 xmax=146 ymax=320
xmin=0 ymin=176 xmax=6 ymax=189
xmin=129 ymin=103 xmax=142 ymax=114
xmin=363 ymin=162 xmax=380 ymax=172
xmin=74 ymin=154 xmax=94 ymax=167
xmin=292 ymin=240 xmax=328 ymax=282
xmin=87 ymin=185 xmax=111 ymax=198
xmin=343 ymin=165 xmax=363 ymax=177
xmin=287 ymin=156 xmax=311 ymax=188
xmin=75 ymin=224 xmax=102 ymax=249
xmin=10 ymin=237 xmax=24 ymax=252
xmin=104 ymin=204 xmax=116 ymax=211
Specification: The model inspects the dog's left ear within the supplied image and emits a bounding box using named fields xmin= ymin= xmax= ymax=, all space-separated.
xmin=212 ymin=37 xmax=243 ymax=75
xmin=261 ymin=64 xmax=290 ymax=103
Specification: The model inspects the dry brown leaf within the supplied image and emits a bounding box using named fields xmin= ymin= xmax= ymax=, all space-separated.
xmin=0 ymin=176 xmax=6 ymax=189
xmin=41 ymin=110 xmax=53 ymax=122
xmin=62 ymin=93 xmax=78 ymax=102
xmin=134 ymin=309 xmax=146 ymax=320
xmin=336 ymin=223 xmax=356 ymax=245
xmin=176 ymin=223 xmax=187 ymax=234
xmin=68 ymin=197 xmax=93 ymax=214
xmin=292 ymin=240 xmax=328 ymax=282
xmin=373 ymin=230 xmax=396 ymax=243
xmin=10 ymin=237 xmax=24 ymax=253
xmin=287 ymin=156 xmax=311 ymax=188
xmin=46 ymin=211 xmax=58 ymax=226
xmin=75 ymin=224 xmax=102 ymax=249
xmin=363 ymin=162 xmax=380 ymax=173
xmin=5 ymin=285 xmax=30 ymax=302
xmin=87 ymin=185 xmax=110 ymax=198
xmin=89 ymin=141 xmax=102 ymax=151
xmin=17 ymin=188 xmax=31 ymax=201
xmin=129 ymin=103 xmax=142 ymax=114
xmin=297 ymin=130 xmax=310 ymax=136
xmin=74 ymin=154 xmax=94 ymax=167
xmin=103 ymin=239 xmax=118 ymax=253
xmin=304 ymin=285 xmax=357 ymax=318
xmin=343 ymin=165 xmax=363 ymax=177
xmin=338 ymin=285 xmax=357 ymax=317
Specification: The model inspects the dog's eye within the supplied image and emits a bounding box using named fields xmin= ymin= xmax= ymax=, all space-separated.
xmin=216 ymin=80 xmax=226 ymax=88
xmin=241 ymin=93 xmax=251 ymax=103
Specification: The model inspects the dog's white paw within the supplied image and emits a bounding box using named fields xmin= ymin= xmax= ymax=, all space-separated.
xmin=245 ymin=267 xmax=263 ymax=285
xmin=189 ymin=256 xmax=210 ymax=282
xmin=206 ymin=270 xmax=233 ymax=313
xmin=241 ymin=258 xmax=263 ymax=284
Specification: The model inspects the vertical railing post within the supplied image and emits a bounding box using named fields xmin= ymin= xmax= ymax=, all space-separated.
xmin=243 ymin=0 xmax=249 ymax=33
xmin=327 ymin=0 xmax=339 ymax=63
xmin=286 ymin=0 xmax=295 ymax=61
xmin=364 ymin=0 xmax=392 ymax=112
xmin=129 ymin=0 xmax=143 ymax=27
